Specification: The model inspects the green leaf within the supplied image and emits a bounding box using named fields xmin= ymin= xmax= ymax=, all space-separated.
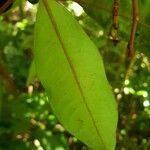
xmin=26 ymin=60 xmax=37 ymax=85
xmin=34 ymin=0 xmax=118 ymax=149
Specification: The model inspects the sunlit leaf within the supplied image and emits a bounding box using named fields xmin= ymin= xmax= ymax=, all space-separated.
xmin=34 ymin=0 xmax=118 ymax=149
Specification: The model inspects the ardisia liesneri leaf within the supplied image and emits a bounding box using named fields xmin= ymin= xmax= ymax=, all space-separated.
xmin=34 ymin=0 xmax=118 ymax=149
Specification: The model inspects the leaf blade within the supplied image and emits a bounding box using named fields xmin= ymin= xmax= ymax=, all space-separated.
xmin=34 ymin=0 xmax=118 ymax=149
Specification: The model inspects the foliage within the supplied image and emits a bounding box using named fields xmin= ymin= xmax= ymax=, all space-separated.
xmin=0 ymin=0 xmax=150 ymax=150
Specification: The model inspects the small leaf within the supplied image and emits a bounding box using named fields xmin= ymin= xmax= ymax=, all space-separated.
xmin=34 ymin=0 xmax=118 ymax=149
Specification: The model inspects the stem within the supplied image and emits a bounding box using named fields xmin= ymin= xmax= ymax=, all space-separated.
xmin=0 ymin=0 xmax=14 ymax=15
xmin=127 ymin=0 xmax=139 ymax=62
xmin=110 ymin=0 xmax=119 ymax=44
xmin=112 ymin=0 xmax=119 ymax=30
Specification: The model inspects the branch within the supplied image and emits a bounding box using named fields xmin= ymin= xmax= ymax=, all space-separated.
xmin=127 ymin=0 xmax=139 ymax=62
xmin=0 ymin=0 xmax=14 ymax=15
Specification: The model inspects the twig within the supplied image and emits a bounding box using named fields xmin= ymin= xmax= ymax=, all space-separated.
xmin=127 ymin=0 xmax=139 ymax=62
xmin=112 ymin=0 xmax=119 ymax=30
xmin=110 ymin=0 xmax=120 ymax=44
xmin=0 ymin=0 xmax=14 ymax=15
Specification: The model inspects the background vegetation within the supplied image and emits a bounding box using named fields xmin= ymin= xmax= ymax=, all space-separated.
xmin=0 ymin=0 xmax=150 ymax=149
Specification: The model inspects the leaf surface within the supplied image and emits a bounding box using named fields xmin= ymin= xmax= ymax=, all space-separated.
xmin=34 ymin=0 xmax=118 ymax=149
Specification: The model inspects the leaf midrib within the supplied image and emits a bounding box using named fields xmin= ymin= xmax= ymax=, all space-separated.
xmin=41 ymin=0 xmax=106 ymax=149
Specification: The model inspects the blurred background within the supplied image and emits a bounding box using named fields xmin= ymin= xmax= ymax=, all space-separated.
xmin=0 ymin=0 xmax=150 ymax=149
